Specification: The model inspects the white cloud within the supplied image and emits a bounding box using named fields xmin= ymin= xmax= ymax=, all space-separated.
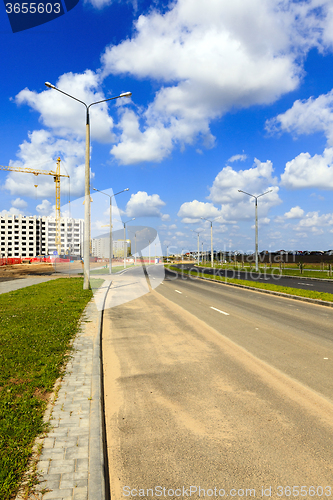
xmin=177 ymin=200 xmax=221 ymax=222
xmin=13 ymin=1 xmax=333 ymax=167
xmin=178 ymin=158 xmax=281 ymax=227
xmin=12 ymin=198 xmax=27 ymax=209
xmin=85 ymin=0 xmax=112 ymax=9
xmin=209 ymin=158 xmax=278 ymax=204
xmin=125 ymin=191 xmax=166 ymax=218
xmin=110 ymin=109 xmax=174 ymax=164
xmin=284 ymin=206 xmax=305 ymax=219
xmin=296 ymin=211 xmax=333 ymax=229
xmin=36 ymin=199 xmax=54 ymax=216
xmin=208 ymin=158 xmax=281 ymax=221
xmin=84 ymin=0 xmax=138 ymax=11
xmin=266 ymin=90 xmax=333 ymax=145
xmin=228 ymin=154 xmax=247 ymax=163
xmin=310 ymin=193 xmax=325 ymax=200
xmin=15 ymin=70 xmax=122 ymax=143
xmin=100 ymin=0 xmax=332 ymax=164
xmin=267 ymin=231 xmax=282 ymax=240
xmin=181 ymin=218 xmax=202 ymax=224
xmin=3 ymin=130 xmax=85 ymax=199
xmin=0 ymin=207 xmax=25 ymax=216
xmin=281 ymin=148 xmax=333 ymax=189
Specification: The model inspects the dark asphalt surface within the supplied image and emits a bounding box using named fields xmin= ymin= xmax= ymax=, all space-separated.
xmin=172 ymin=263 xmax=333 ymax=293
xmin=159 ymin=268 xmax=333 ymax=401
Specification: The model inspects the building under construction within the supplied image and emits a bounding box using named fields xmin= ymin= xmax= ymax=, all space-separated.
xmin=0 ymin=214 xmax=84 ymax=258
xmin=91 ymin=237 xmax=131 ymax=259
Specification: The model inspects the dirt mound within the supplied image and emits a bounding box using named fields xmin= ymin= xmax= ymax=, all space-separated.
xmin=0 ymin=263 xmax=55 ymax=280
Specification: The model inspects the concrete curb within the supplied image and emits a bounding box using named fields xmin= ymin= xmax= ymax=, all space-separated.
xmin=88 ymin=309 xmax=106 ymax=500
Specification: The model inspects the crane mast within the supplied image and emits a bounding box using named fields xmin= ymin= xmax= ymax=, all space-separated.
xmin=0 ymin=157 xmax=69 ymax=255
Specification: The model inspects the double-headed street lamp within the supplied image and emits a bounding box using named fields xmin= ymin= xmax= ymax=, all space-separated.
xmin=191 ymin=229 xmax=203 ymax=266
xmin=93 ymin=187 xmax=129 ymax=274
xmin=200 ymin=216 xmax=221 ymax=268
xmin=45 ymin=81 xmax=132 ymax=289
xmin=238 ymin=189 xmax=272 ymax=272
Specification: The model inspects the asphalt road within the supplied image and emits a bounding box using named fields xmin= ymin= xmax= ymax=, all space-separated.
xmin=159 ymin=268 xmax=333 ymax=400
xmin=173 ymin=263 xmax=333 ymax=294
xmin=102 ymin=265 xmax=333 ymax=499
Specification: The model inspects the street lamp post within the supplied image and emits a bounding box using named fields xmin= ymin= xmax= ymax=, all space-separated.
xmin=238 ymin=189 xmax=272 ymax=272
xmin=45 ymin=81 xmax=131 ymax=289
xmin=191 ymin=229 xmax=202 ymax=266
xmin=201 ymin=216 xmax=221 ymax=268
xmin=93 ymin=188 xmax=129 ymax=274
xmin=122 ymin=219 xmax=135 ymax=269
xmin=127 ymin=229 xmax=137 ymax=265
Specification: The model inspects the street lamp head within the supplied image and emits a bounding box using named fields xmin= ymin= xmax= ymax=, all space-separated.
xmin=120 ymin=92 xmax=132 ymax=98
xmin=125 ymin=188 xmax=129 ymax=191
xmin=45 ymin=82 xmax=56 ymax=89
xmin=93 ymin=188 xmax=98 ymax=191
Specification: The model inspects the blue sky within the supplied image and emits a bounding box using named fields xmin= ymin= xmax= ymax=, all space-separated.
xmin=2 ymin=0 xmax=333 ymax=255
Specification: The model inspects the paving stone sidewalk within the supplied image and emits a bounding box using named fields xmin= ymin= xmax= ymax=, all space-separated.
xmin=17 ymin=298 xmax=105 ymax=500
xmin=0 ymin=276 xmax=57 ymax=294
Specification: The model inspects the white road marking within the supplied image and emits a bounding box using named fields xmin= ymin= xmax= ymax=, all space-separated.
xmin=298 ymin=283 xmax=313 ymax=286
xmin=324 ymin=357 xmax=329 ymax=360
xmin=210 ymin=306 xmax=229 ymax=316
xmin=175 ymin=290 xmax=182 ymax=294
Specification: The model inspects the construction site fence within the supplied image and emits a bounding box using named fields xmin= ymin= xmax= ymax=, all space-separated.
xmin=0 ymin=257 xmax=77 ymax=266
xmin=0 ymin=257 xmax=48 ymax=266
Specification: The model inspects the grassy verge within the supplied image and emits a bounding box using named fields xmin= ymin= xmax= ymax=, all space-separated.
xmin=88 ymin=265 xmax=134 ymax=276
xmin=0 ymin=278 xmax=93 ymax=500
xmin=89 ymin=277 xmax=105 ymax=290
xmin=192 ymin=263 xmax=333 ymax=279
xmin=167 ymin=265 xmax=333 ymax=303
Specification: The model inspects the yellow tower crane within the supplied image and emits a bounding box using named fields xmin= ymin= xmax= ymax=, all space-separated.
xmin=0 ymin=157 xmax=69 ymax=255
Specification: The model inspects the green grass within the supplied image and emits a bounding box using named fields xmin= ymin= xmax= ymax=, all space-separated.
xmin=190 ymin=262 xmax=333 ymax=279
xmin=167 ymin=265 xmax=333 ymax=303
xmin=89 ymin=264 xmax=134 ymax=275
xmin=89 ymin=278 xmax=105 ymax=290
xmin=0 ymin=278 xmax=93 ymax=500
